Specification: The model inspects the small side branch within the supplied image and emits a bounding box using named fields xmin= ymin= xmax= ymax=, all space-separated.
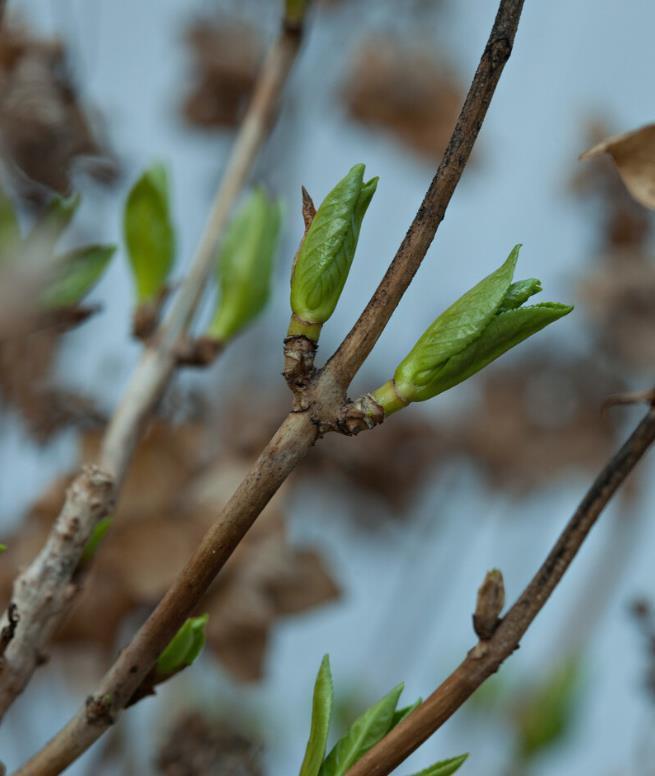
xmin=325 ymin=0 xmax=526 ymax=391
xmin=0 ymin=9 xmax=305 ymax=720
xmin=346 ymin=405 xmax=655 ymax=776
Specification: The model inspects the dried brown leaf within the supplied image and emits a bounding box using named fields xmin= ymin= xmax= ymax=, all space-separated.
xmin=342 ymin=38 xmax=463 ymax=161
xmin=181 ymin=18 xmax=262 ymax=130
xmin=0 ymin=23 xmax=117 ymax=199
xmin=581 ymin=124 xmax=655 ymax=210
xmin=156 ymin=711 xmax=262 ymax=776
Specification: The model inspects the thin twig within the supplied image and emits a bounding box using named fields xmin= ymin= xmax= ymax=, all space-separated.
xmin=346 ymin=406 xmax=655 ymax=776
xmin=14 ymin=2 xmax=526 ymax=772
xmin=325 ymin=0 xmax=526 ymax=390
xmin=0 ymin=15 xmax=304 ymax=718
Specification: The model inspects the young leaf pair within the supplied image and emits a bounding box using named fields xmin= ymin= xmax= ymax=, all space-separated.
xmin=123 ymin=164 xmax=282 ymax=344
xmin=0 ymin=189 xmax=115 ymax=310
xmin=299 ymin=655 xmax=467 ymax=776
xmin=288 ymin=165 xmax=572 ymax=413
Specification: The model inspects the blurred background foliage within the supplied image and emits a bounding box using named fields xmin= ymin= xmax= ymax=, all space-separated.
xmin=0 ymin=0 xmax=654 ymax=774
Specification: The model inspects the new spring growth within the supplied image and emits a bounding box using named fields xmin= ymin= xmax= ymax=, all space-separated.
xmin=123 ymin=163 xmax=175 ymax=306
xmin=289 ymin=163 xmax=378 ymax=342
xmin=207 ymin=187 xmax=282 ymax=343
xmin=298 ymin=654 xmax=467 ymax=776
xmin=155 ymin=614 xmax=209 ymax=677
xmin=0 ymin=187 xmax=115 ymax=310
xmin=369 ymin=245 xmax=573 ymax=415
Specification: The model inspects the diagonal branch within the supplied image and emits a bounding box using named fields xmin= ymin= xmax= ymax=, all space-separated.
xmin=325 ymin=0 xmax=525 ymax=390
xmin=13 ymin=2 xmax=527 ymax=773
xmin=0 ymin=12 xmax=305 ymax=718
xmin=346 ymin=404 xmax=655 ymax=776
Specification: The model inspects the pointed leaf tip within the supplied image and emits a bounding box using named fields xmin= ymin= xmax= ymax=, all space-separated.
xmin=406 ymin=753 xmax=469 ymax=776
xmin=299 ymin=655 xmax=334 ymax=776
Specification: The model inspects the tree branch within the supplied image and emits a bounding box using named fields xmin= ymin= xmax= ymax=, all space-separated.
xmin=13 ymin=1 xmax=527 ymax=771
xmin=0 ymin=14 xmax=304 ymax=718
xmin=325 ymin=0 xmax=525 ymax=390
xmin=346 ymin=404 xmax=655 ymax=776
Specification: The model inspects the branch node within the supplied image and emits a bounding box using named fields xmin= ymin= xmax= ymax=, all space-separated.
xmin=175 ymin=336 xmax=224 ymax=368
xmin=337 ymin=394 xmax=384 ymax=436
xmin=283 ymin=335 xmax=317 ymax=395
xmin=132 ymin=294 xmax=166 ymax=342
xmin=85 ymin=694 xmax=114 ymax=726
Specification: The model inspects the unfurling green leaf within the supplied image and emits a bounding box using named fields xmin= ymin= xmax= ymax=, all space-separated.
xmin=299 ymin=655 xmax=334 ymax=776
xmin=208 ymin=188 xmax=282 ymax=341
xmin=319 ymin=683 xmax=403 ymax=776
xmin=41 ymin=244 xmax=116 ymax=308
xmin=497 ymin=277 xmax=542 ymax=313
xmin=406 ymin=753 xmax=469 ymax=776
xmin=290 ymin=163 xmax=377 ymax=340
xmin=0 ymin=544 xmax=7 ymax=553
xmin=516 ymin=656 xmax=581 ymax=761
xmin=0 ymin=188 xmax=20 ymax=261
xmin=373 ymin=246 xmax=572 ymax=413
xmin=80 ymin=517 xmax=112 ymax=564
xmin=124 ymin=164 xmax=175 ymax=303
xmin=156 ymin=614 xmax=209 ymax=676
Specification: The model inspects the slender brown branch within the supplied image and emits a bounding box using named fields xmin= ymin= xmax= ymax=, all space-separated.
xmin=325 ymin=0 xmax=525 ymax=390
xmin=346 ymin=405 xmax=655 ymax=776
xmin=0 ymin=16 xmax=304 ymax=718
xmin=14 ymin=1 xmax=526 ymax=771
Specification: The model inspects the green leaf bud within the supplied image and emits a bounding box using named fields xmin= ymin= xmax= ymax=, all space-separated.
xmin=299 ymin=655 xmax=334 ymax=776
xmin=156 ymin=613 xmax=209 ymax=677
xmin=207 ymin=188 xmax=282 ymax=342
xmin=123 ymin=164 xmax=175 ymax=304
xmin=372 ymin=246 xmax=572 ymax=413
xmin=289 ymin=164 xmax=378 ymax=341
xmin=41 ymin=244 xmax=116 ymax=309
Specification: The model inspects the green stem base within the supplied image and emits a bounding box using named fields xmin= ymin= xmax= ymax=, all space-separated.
xmin=287 ymin=313 xmax=322 ymax=342
xmin=371 ymin=379 xmax=410 ymax=416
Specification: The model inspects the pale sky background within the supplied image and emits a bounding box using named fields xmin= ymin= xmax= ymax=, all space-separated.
xmin=1 ymin=1 xmax=654 ymax=774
